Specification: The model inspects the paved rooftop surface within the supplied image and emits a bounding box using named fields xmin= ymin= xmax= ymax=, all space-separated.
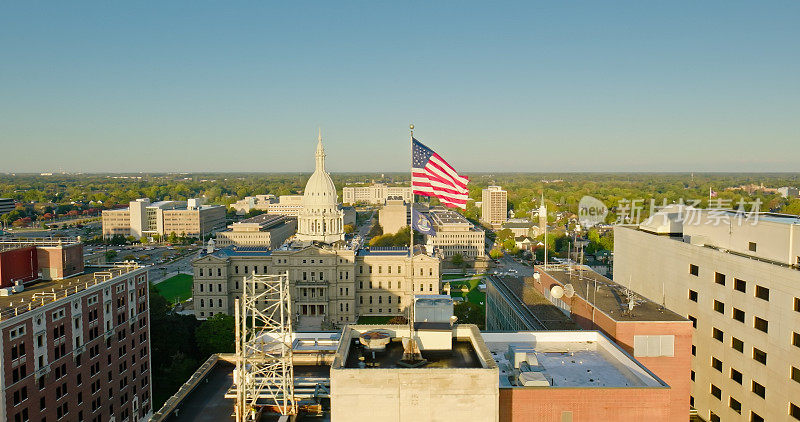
xmin=539 ymin=267 xmax=686 ymax=322
xmin=0 ymin=265 xmax=141 ymax=320
xmin=344 ymin=340 xmax=481 ymax=369
xmin=482 ymin=332 xmax=664 ymax=389
xmin=169 ymin=360 xmax=235 ymax=422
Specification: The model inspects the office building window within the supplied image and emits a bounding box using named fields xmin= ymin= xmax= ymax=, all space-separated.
xmin=754 ymin=316 xmax=768 ymax=333
xmin=709 ymin=412 xmax=720 ymax=422
xmin=733 ymin=308 xmax=745 ymax=322
xmin=795 ymin=297 xmax=800 ymax=312
xmin=689 ymin=315 xmax=697 ymax=328
xmin=749 ymin=242 xmax=757 ymax=252
xmin=755 ymin=285 xmax=769 ymax=301
xmin=791 ymin=366 xmax=800 ymax=384
xmin=714 ymin=300 xmax=724 ymax=314
xmin=753 ymin=347 xmax=767 ymax=365
xmin=734 ymin=278 xmax=746 ymax=293
xmin=751 ymin=381 xmax=765 ymax=398
xmin=791 ymin=403 xmax=800 ymax=420
xmin=794 ymin=332 xmax=800 ymax=348
xmin=729 ymin=397 xmax=741 ymax=414
xmin=711 ymin=357 xmax=722 ymax=372
xmin=710 ymin=384 xmax=721 ymax=400
xmin=689 ymin=290 xmax=698 ymax=302
xmin=715 ymin=272 xmax=726 ymax=285
xmin=690 ymin=264 xmax=699 ymax=276
xmin=732 ymin=337 xmax=744 ymax=353
xmin=713 ymin=328 xmax=723 ymax=342
xmin=730 ymin=368 xmax=742 ymax=384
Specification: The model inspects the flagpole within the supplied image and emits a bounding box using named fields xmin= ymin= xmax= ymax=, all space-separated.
xmin=409 ymin=124 xmax=415 ymax=342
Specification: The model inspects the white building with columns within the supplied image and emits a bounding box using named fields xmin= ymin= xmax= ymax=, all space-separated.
xmin=295 ymin=133 xmax=345 ymax=243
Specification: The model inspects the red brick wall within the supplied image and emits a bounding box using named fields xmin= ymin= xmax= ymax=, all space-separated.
xmin=2 ymin=270 xmax=153 ymax=422
xmin=615 ymin=321 xmax=693 ymax=422
xmin=499 ymin=387 xmax=672 ymax=421
xmin=36 ymin=244 xmax=84 ymax=280
xmin=533 ymin=269 xmax=692 ymax=421
xmin=0 ymin=246 xmax=39 ymax=287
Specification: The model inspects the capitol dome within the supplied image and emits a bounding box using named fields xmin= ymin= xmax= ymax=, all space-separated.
xmin=295 ymin=132 xmax=345 ymax=243
xmin=301 ymin=137 xmax=338 ymax=207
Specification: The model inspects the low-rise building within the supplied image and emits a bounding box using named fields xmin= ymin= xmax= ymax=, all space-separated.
xmin=502 ymin=218 xmax=543 ymax=238
xmin=102 ymin=198 xmax=226 ymax=240
xmin=378 ymin=198 xmax=409 ymax=234
xmin=342 ymin=183 xmax=412 ymax=205
xmin=192 ymin=244 xmax=441 ymax=326
xmin=424 ymin=207 xmax=486 ymax=260
xmin=230 ymin=194 xmax=277 ymax=215
xmin=0 ymin=198 xmax=14 ymax=216
xmin=778 ymin=186 xmax=800 ymax=198
xmin=530 ymin=265 xmax=692 ymax=420
xmin=0 ymin=263 xmax=153 ymax=422
xmin=214 ymin=214 xmax=297 ymax=249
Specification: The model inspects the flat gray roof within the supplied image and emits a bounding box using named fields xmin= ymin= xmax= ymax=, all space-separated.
xmin=482 ymin=331 xmax=667 ymax=389
xmin=538 ymin=267 xmax=687 ymax=322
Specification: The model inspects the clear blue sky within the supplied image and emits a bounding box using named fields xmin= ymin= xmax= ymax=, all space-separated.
xmin=1 ymin=1 xmax=798 ymax=173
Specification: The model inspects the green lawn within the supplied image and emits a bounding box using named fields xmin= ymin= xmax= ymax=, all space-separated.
xmin=446 ymin=274 xmax=486 ymax=307
xmin=155 ymin=274 xmax=193 ymax=303
xmin=356 ymin=315 xmax=395 ymax=324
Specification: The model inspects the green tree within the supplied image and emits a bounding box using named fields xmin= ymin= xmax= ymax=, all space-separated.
xmin=343 ymin=224 xmax=355 ymax=234
xmin=495 ymin=228 xmax=514 ymax=243
xmin=367 ymin=220 xmax=383 ymax=238
xmin=195 ymin=314 xmax=235 ymax=356
xmin=489 ymin=248 xmax=504 ymax=259
xmin=104 ymin=250 xmax=118 ymax=261
xmin=451 ymin=253 xmax=464 ymax=268
xmin=454 ymin=302 xmax=484 ymax=329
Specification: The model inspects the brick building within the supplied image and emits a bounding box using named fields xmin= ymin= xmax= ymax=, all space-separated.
xmin=0 ymin=238 xmax=84 ymax=288
xmin=531 ymin=266 xmax=693 ymax=421
xmin=0 ymin=264 xmax=153 ymax=422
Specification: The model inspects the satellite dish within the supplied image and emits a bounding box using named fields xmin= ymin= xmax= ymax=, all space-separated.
xmin=550 ymin=285 xmax=564 ymax=299
xmin=564 ymin=284 xmax=575 ymax=298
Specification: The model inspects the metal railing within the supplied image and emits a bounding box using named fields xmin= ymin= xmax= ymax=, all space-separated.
xmin=0 ymin=262 xmax=141 ymax=321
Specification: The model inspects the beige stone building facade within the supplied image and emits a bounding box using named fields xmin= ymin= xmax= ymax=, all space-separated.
xmin=481 ymin=186 xmax=507 ymax=229
xmin=613 ymin=205 xmax=800 ymax=422
xmin=342 ymin=183 xmax=412 ymax=205
xmin=192 ymin=245 xmax=441 ymax=327
xmin=231 ymin=194 xmax=305 ymax=216
xmin=378 ymin=199 xmax=409 ymax=234
xmin=214 ymin=214 xmax=297 ymax=249
xmin=425 ymin=207 xmax=486 ymax=259
xmin=102 ymin=198 xmax=225 ymax=239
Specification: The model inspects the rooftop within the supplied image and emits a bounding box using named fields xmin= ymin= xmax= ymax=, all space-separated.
xmin=482 ymin=331 xmax=667 ymax=389
xmin=0 ymin=236 xmax=81 ymax=252
xmin=332 ymin=324 xmax=496 ymax=371
xmin=0 ymin=263 xmax=144 ymax=321
xmin=536 ymin=266 xmax=686 ymax=322
xmin=235 ymin=213 xmax=288 ymax=227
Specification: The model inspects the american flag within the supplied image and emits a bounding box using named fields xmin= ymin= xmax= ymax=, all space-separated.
xmin=412 ymin=138 xmax=469 ymax=209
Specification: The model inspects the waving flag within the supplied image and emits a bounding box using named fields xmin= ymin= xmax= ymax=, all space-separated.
xmin=411 ymin=208 xmax=436 ymax=236
xmin=412 ymin=138 xmax=469 ymax=209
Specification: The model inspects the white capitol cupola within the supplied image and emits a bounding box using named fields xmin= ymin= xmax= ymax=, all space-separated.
xmin=295 ymin=131 xmax=345 ymax=243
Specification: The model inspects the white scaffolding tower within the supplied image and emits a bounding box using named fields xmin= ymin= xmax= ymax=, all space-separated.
xmin=235 ymin=272 xmax=297 ymax=421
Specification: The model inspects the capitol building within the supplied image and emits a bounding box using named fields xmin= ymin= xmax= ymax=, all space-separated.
xmin=295 ymin=134 xmax=345 ymax=243
xmin=192 ymin=133 xmax=441 ymax=329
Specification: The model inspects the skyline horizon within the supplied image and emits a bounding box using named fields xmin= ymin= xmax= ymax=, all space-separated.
xmin=2 ymin=2 xmax=798 ymax=173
